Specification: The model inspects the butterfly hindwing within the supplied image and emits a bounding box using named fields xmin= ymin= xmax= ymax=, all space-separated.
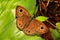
xmin=16 ymin=14 xmax=32 ymax=30
xmin=23 ymin=19 xmax=48 ymax=35
xmin=23 ymin=20 xmax=36 ymax=35
xmin=35 ymin=20 xmax=48 ymax=35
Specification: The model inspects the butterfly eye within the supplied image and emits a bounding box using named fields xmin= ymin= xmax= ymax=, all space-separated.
xmin=20 ymin=9 xmax=23 ymax=12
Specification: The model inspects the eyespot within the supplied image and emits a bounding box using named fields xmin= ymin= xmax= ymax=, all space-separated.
xmin=16 ymin=16 xmax=18 ymax=18
xmin=40 ymin=26 xmax=44 ymax=29
xmin=40 ymin=26 xmax=44 ymax=30
xmin=26 ymin=30 xmax=30 ymax=33
xmin=20 ymin=9 xmax=23 ymax=12
xmin=19 ymin=23 xmax=22 ymax=27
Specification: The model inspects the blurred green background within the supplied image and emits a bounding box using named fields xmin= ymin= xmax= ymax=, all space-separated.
xmin=0 ymin=0 xmax=60 ymax=40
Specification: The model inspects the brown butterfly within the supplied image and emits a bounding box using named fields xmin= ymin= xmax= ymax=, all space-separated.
xmin=16 ymin=6 xmax=49 ymax=35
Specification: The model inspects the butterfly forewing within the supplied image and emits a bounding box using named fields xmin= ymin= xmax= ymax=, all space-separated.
xmin=16 ymin=6 xmax=31 ymax=18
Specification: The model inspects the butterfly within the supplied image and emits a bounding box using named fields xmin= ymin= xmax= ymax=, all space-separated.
xmin=16 ymin=6 xmax=49 ymax=35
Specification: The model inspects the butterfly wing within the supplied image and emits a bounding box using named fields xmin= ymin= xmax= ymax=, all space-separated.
xmin=16 ymin=6 xmax=32 ymax=30
xmin=23 ymin=19 xmax=48 ymax=35
xmin=23 ymin=20 xmax=37 ymax=35
xmin=35 ymin=20 xmax=48 ymax=35
xmin=16 ymin=6 xmax=31 ymax=17
xmin=41 ymin=28 xmax=54 ymax=40
xmin=16 ymin=14 xmax=32 ymax=30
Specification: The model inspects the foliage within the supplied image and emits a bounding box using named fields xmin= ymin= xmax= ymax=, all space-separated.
xmin=0 ymin=0 xmax=60 ymax=40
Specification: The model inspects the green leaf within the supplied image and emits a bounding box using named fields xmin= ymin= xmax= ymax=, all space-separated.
xmin=56 ymin=22 xmax=60 ymax=29
xmin=51 ymin=29 xmax=59 ymax=40
xmin=35 ymin=16 xmax=48 ymax=22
